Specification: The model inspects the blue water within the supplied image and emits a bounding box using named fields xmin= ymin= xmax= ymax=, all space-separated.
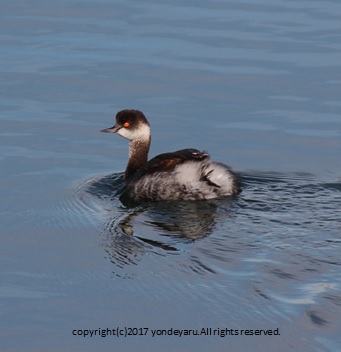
xmin=1 ymin=1 xmax=341 ymax=351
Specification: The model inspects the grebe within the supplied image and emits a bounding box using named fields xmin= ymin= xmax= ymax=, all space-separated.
xmin=101 ymin=109 xmax=241 ymax=201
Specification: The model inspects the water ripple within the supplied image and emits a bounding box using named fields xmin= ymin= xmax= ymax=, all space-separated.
xmin=71 ymin=171 xmax=341 ymax=291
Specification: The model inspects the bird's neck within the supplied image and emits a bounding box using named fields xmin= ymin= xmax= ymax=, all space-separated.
xmin=125 ymin=137 xmax=150 ymax=179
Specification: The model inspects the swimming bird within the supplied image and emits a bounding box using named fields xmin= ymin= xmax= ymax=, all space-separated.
xmin=101 ymin=109 xmax=241 ymax=201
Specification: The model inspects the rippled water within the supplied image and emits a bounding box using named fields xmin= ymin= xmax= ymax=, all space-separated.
xmin=1 ymin=0 xmax=341 ymax=351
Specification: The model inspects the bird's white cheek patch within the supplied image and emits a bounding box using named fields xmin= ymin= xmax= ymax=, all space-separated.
xmin=116 ymin=128 xmax=134 ymax=140
xmin=116 ymin=124 xmax=150 ymax=141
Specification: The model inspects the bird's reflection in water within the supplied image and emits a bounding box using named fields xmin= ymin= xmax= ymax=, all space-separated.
xmin=81 ymin=172 xmax=236 ymax=275
xmin=103 ymin=198 xmax=236 ymax=275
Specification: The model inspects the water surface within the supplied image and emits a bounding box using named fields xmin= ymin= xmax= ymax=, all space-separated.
xmin=1 ymin=1 xmax=341 ymax=351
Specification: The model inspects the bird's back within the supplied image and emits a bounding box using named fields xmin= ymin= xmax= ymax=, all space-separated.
xmin=124 ymin=148 xmax=241 ymax=201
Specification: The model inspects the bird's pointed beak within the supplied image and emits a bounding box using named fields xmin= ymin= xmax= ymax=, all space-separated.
xmin=100 ymin=124 xmax=120 ymax=133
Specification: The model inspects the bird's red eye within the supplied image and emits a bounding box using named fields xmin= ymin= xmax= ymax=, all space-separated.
xmin=123 ymin=122 xmax=130 ymax=128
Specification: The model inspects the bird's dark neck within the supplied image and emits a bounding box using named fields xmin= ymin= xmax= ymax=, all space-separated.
xmin=125 ymin=138 xmax=150 ymax=179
